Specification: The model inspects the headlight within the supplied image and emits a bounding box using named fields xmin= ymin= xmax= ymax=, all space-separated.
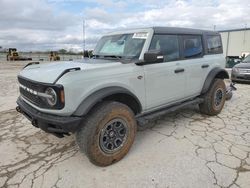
xmin=45 ymin=87 xmax=57 ymax=106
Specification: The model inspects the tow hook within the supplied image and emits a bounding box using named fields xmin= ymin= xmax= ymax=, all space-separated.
xmin=32 ymin=120 xmax=38 ymax=128
xmin=16 ymin=106 xmax=22 ymax=113
xmin=226 ymin=82 xmax=237 ymax=100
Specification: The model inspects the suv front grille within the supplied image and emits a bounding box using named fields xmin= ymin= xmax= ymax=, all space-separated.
xmin=239 ymin=69 xmax=250 ymax=74
xmin=18 ymin=76 xmax=47 ymax=108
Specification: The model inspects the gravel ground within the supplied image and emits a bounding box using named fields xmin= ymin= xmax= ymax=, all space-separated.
xmin=0 ymin=61 xmax=250 ymax=188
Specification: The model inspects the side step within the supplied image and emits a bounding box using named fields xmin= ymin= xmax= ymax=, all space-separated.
xmin=136 ymin=98 xmax=204 ymax=126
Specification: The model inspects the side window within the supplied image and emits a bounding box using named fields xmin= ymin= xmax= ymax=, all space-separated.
xmin=149 ymin=35 xmax=180 ymax=62
xmin=207 ymin=35 xmax=222 ymax=54
xmin=183 ymin=35 xmax=203 ymax=58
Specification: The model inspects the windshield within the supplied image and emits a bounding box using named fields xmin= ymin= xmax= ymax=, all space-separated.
xmin=243 ymin=55 xmax=250 ymax=63
xmin=93 ymin=33 xmax=147 ymax=59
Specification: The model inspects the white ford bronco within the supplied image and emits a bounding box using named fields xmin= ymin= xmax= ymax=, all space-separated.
xmin=16 ymin=27 xmax=230 ymax=166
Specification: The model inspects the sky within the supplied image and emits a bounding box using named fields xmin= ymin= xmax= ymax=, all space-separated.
xmin=0 ymin=0 xmax=249 ymax=51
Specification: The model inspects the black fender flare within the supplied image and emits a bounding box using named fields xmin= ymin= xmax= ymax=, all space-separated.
xmin=201 ymin=67 xmax=229 ymax=94
xmin=73 ymin=86 xmax=142 ymax=116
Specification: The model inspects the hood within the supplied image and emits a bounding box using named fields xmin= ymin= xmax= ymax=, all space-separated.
xmin=234 ymin=62 xmax=250 ymax=68
xmin=19 ymin=59 xmax=121 ymax=84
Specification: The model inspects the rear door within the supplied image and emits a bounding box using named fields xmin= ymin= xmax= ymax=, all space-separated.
xmin=143 ymin=34 xmax=187 ymax=110
xmin=180 ymin=35 xmax=208 ymax=97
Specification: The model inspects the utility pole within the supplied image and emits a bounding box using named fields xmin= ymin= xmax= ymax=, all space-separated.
xmin=83 ymin=19 xmax=86 ymax=54
xmin=243 ymin=23 xmax=247 ymax=44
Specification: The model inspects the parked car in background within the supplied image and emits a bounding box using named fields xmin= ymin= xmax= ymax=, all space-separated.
xmin=231 ymin=55 xmax=250 ymax=83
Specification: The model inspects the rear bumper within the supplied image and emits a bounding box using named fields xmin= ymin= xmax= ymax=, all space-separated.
xmin=16 ymin=97 xmax=83 ymax=137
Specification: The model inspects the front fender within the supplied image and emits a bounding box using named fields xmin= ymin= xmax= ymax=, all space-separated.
xmin=73 ymin=86 xmax=142 ymax=116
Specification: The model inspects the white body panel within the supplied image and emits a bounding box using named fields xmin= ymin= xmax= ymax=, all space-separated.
xmin=20 ymin=62 xmax=146 ymax=116
xmin=143 ymin=60 xmax=186 ymax=110
xmin=20 ymin=61 xmax=121 ymax=83
xmin=184 ymin=54 xmax=225 ymax=97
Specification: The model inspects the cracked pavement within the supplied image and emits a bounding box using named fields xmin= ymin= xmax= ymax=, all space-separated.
xmin=0 ymin=61 xmax=250 ymax=188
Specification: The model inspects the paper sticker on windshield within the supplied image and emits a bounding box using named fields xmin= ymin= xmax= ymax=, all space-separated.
xmin=132 ymin=32 xmax=148 ymax=39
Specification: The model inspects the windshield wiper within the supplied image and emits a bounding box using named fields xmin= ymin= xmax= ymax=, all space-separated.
xmin=103 ymin=55 xmax=122 ymax=60
xmin=92 ymin=54 xmax=101 ymax=59
xmin=92 ymin=54 xmax=122 ymax=60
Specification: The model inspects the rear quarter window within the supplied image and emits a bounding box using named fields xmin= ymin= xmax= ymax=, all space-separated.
xmin=207 ymin=35 xmax=223 ymax=54
xmin=183 ymin=35 xmax=203 ymax=58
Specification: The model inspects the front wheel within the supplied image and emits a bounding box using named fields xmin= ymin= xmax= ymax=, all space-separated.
xmin=199 ymin=79 xmax=226 ymax=116
xmin=76 ymin=101 xmax=137 ymax=166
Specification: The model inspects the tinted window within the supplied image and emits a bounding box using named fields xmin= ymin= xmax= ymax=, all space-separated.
xmin=207 ymin=35 xmax=222 ymax=54
xmin=149 ymin=35 xmax=180 ymax=62
xmin=183 ymin=35 xmax=203 ymax=58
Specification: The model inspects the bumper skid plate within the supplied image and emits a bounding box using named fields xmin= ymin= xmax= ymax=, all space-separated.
xmin=16 ymin=97 xmax=82 ymax=137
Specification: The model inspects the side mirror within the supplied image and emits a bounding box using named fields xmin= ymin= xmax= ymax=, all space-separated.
xmin=144 ymin=50 xmax=164 ymax=64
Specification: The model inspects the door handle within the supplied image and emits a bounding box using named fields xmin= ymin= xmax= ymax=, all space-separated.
xmin=201 ymin=64 xmax=209 ymax=68
xmin=174 ymin=68 xmax=185 ymax=73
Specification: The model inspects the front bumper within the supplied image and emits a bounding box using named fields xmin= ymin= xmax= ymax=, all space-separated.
xmin=231 ymin=72 xmax=250 ymax=83
xmin=16 ymin=97 xmax=83 ymax=137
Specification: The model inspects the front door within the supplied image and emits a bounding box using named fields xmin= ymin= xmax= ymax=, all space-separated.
xmin=143 ymin=34 xmax=187 ymax=111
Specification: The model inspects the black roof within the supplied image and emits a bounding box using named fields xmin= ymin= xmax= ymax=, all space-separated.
xmin=152 ymin=27 xmax=219 ymax=35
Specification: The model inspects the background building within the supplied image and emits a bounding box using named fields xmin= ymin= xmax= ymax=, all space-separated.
xmin=220 ymin=28 xmax=250 ymax=58
xmin=219 ymin=28 xmax=250 ymax=67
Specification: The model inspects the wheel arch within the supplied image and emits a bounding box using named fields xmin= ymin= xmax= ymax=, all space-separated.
xmin=201 ymin=67 xmax=229 ymax=94
xmin=73 ymin=86 xmax=142 ymax=116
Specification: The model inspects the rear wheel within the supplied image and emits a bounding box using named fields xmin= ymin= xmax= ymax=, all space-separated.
xmin=199 ymin=79 xmax=226 ymax=116
xmin=76 ymin=101 xmax=137 ymax=166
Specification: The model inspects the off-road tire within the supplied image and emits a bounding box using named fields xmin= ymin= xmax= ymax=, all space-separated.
xmin=76 ymin=101 xmax=137 ymax=166
xmin=199 ymin=79 xmax=226 ymax=116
